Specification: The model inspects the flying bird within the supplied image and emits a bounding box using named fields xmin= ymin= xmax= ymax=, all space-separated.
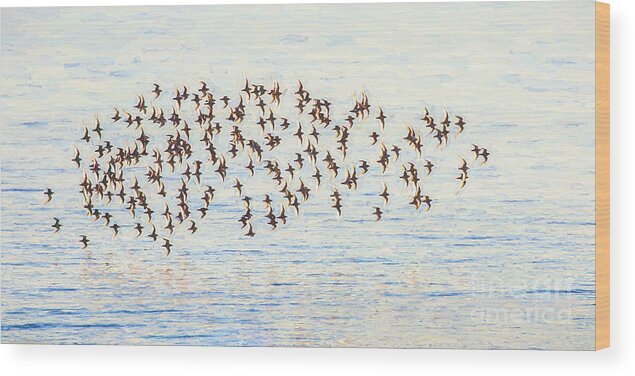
xmin=188 ymin=220 xmax=198 ymax=234
xmin=71 ymin=148 xmax=82 ymax=168
xmin=479 ymin=148 xmax=490 ymax=164
xmin=111 ymin=108 xmax=121 ymax=122
xmin=376 ymin=107 xmax=387 ymax=129
xmin=471 ymin=144 xmax=481 ymax=160
xmin=110 ymin=223 xmax=120 ymax=237
xmin=424 ymin=160 xmax=434 ymax=176
xmin=52 ymin=217 xmax=62 ymax=232
xmin=455 ymin=116 xmax=465 ymax=134
xmin=148 ymin=226 xmax=158 ymax=241
xmin=162 ymin=238 xmax=173 ymax=256
xmin=459 ymin=158 xmax=470 ymax=175
xmin=373 ymin=207 xmax=383 ymax=221
xmin=369 ymin=132 xmax=380 ymax=145
xmin=380 ymin=182 xmax=390 ymax=205
xmin=152 ymin=84 xmax=162 ymax=98
xmin=44 ymin=188 xmax=54 ymax=203
xmin=79 ymin=235 xmax=89 ymax=249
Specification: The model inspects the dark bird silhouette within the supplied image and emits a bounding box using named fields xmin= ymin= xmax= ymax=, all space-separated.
xmin=380 ymin=182 xmax=390 ymax=205
xmin=111 ymin=108 xmax=121 ymax=122
xmin=110 ymin=223 xmax=120 ymax=237
xmin=148 ymin=226 xmax=158 ymax=241
xmin=52 ymin=217 xmax=62 ymax=232
xmin=260 ymin=194 xmax=271 ymax=209
xmin=165 ymin=217 xmax=175 ymax=235
xmin=421 ymin=107 xmax=433 ymax=124
xmin=285 ymin=163 xmax=295 ymax=179
xmin=294 ymin=153 xmax=304 ymax=169
xmin=479 ymin=148 xmax=490 ymax=164
xmin=280 ymin=118 xmax=290 ymax=130
xmin=297 ymin=179 xmax=311 ymax=202
xmin=81 ymin=125 xmax=91 ymax=143
xmin=345 ymin=115 xmax=355 ymax=127
xmin=173 ymin=89 xmax=182 ymax=107
xmin=376 ymin=107 xmax=387 ymax=129
xmin=221 ymin=95 xmax=231 ymax=108
xmin=310 ymin=125 xmax=320 ymax=143
xmin=373 ymin=207 xmax=383 ymax=221
xmin=400 ymin=165 xmax=410 ymax=186
xmin=266 ymin=209 xmax=278 ymax=230
xmin=410 ymin=186 xmax=424 ymax=210
xmin=242 ymin=196 xmax=253 ymax=208
xmin=241 ymin=79 xmax=251 ymax=99
xmin=290 ymin=195 xmax=301 ymax=215
xmin=135 ymin=95 xmax=147 ymax=114
xmin=233 ymin=178 xmax=243 ymax=196
xmin=424 ymin=160 xmax=434 ymax=176
xmin=277 ymin=205 xmax=287 ymax=224
xmin=162 ymin=238 xmax=172 ymax=256
xmin=246 ymin=158 xmax=255 ymax=176
xmin=312 ymin=168 xmax=322 ymax=187
xmin=199 ymin=81 xmax=209 ymax=96
xmin=422 ymin=195 xmax=432 ymax=211
xmin=359 ymin=160 xmax=370 ymax=174
xmin=44 ymin=188 xmax=54 ymax=203
xmin=192 ymin=94 xmax=201 ymax=110
xmin=295 ymin=80 xmax=306 ymax=97
xmin=79 ymin=235 xmax=89 ymax=249
xmin=294 ymin=123 xmax=304 ymax=143
xmin=152 ymin=84 xmax=162 ymax=98
xmin=441 ymin=110 xmax=451 ymax=127
xmin=123 ymin=111 xmax=134 ymax=127
xmin=102 ymin=212 xmax=112 ymax=226
xmin=72 ymin=147 xmax=82 ymax=168
xmin=188 ymin=220 xmax=198 ymax=234
xmin=377 ymin=144 xmax=390 ymax=173
xmin=455 ymin=116 xmax=465 ymax=134
xmin=391 ymin=145 xmax=401 ymax=160
xmin=369 ymin=132 xmax=379 ymax=145
xmin=471 ymin=144 xmax=481 ymax=160
xmin=331 ymin=189 xmax=342 ymax=216
xmin=198 ymin=207 xmax=208 ymax=218
xmin=134 ymin=223 xmax=143 ymax=237
xmin=434 ymin=129 xmax=444 ymax=146
xmin=267 ymin=109 xmax=276 ymax=128
xmin=459 ymin=158 xmax=470 ymax=175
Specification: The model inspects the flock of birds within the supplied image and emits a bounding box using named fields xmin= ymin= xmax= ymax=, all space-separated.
xmin=43 ymin=79 xmax=490 ymax=256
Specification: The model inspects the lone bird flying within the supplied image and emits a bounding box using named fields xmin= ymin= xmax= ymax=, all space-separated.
xmin=52 ymin=217 xmax=62 ymax=233
xmin=373 ymin=207 xmax=383 ymax=221
xmin=44 ymin=188 xmax=54 ymax=203
xmin=79 ymin=235 xmax=89 ymax=249
xmin=376 ymin=107 xmax=387 ymax=129
xmin=152 ymin=83 xmax=162 ymax=98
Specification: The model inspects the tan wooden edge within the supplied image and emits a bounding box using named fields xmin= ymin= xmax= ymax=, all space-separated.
xmin=595 ymin=1 xmax=610 ymax=351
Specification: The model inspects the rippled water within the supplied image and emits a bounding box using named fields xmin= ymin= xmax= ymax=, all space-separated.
xmin=1 ymin=2 xmax=596 ymax=349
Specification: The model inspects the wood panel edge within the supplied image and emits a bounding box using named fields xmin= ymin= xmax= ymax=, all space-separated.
xmin=595 ymin=1 xmax=610 ymax=351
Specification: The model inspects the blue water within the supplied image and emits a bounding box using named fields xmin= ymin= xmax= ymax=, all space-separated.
xmin=1 ymin=2 xmax=596 ymax=349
